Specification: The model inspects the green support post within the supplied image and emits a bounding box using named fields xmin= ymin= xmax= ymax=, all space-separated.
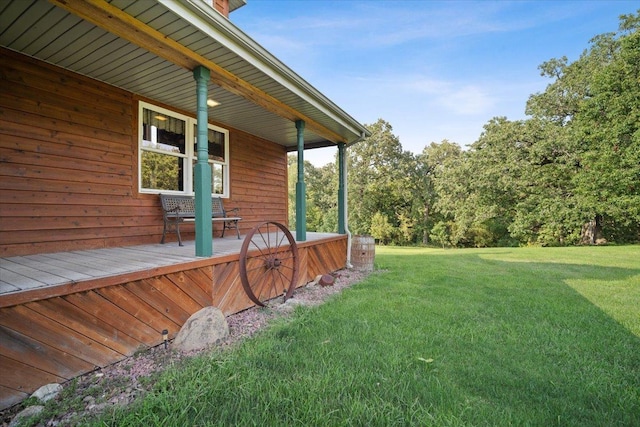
xmin=338 ymin=142 xmax=346 ymax=234
xmin=193 ymin=66 xmax=213 ymax=257
xmin=295 ymin=120 xmax=306 ymax=241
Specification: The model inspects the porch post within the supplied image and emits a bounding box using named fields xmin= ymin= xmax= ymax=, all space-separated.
xmin=338 ymin=142 xmax=346 ymax=234
xmin=193 ymin=66 xmax=213 ymax=257
xmin=295 ymin=119 xmax=306 ymax=241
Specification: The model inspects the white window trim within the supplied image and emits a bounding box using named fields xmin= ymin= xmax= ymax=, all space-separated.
xmin=138 ymin=101 xmax=230 ymax=197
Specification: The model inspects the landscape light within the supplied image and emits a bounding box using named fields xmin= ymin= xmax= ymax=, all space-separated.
xmin=162 ymin=329 xmax=169 ymax=349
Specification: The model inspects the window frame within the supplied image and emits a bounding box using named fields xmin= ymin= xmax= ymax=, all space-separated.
xmin=138 ymin=101 xmax=230 ymax=197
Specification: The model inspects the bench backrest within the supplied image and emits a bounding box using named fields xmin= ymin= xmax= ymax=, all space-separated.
xmin=211 ymin=197 xmax=226 ymax=217
xmin=160 ymin=194 xmax=196 ymax=217
xmin=160 ymin=194 xmax=229 ymax=218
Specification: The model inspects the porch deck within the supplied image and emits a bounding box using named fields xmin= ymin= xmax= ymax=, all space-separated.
xmin=0 ymin=237 xmax=241 ymax=296
xmin=0 ymin=232 xmax=339 ymax=306
xmin=0 ymin=232 xmax=348 ymax=409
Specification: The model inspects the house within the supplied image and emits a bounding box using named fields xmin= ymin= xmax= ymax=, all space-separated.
xmin=0 ymin=0 xmax=369 ymax=409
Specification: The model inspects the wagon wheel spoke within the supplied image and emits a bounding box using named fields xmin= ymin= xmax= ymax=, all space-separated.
xmin=239 ymin=221 xmax=299 ymax=306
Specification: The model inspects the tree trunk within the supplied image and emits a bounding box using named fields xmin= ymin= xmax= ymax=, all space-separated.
xmin=580 ymin=215 xmax=604 ymax=245
xmin=422 ymin=205 xmax=430 ymax=245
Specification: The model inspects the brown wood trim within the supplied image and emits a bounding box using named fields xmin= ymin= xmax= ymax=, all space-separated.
xmin=296 ymin=234 xmax=347 ymax=248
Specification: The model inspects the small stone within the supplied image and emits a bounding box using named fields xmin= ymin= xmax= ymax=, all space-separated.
xmin=9 ymin=405 xmax=44 ymax=427
xmin=319 ymin=274 xmax=334 ymax=287
xmin=88 ymin=402 xmax=108 ymax=413
xmin=31 ymin=383 xmax=63 ymax=402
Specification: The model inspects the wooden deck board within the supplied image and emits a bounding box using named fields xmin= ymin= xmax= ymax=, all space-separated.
xmin=7 ymin=255 xmax=94 ymax=282
xmin=0 ymin=260 xmax=63 ymax=289
xmin=0 ymin=281 xmax=20 ymax=294
xmin=23 ymin=253 xmax=121 ymax=278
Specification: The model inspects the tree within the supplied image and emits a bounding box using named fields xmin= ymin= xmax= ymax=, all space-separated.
xmin=526 ymin=12 xmax=640 ymax=243
xmin=572 ymin=16 xmax=640 ymax=242
xmin=429 ymin=221 xmax=450 ymax=249
xmin=285 ymin=12 xmax=640 ymax=246
xmin=347 ymin=119 xmax=419 ymax=243
xmin=416 ymin=140 xmax=461 ymax=244
xmin=432 ymin=119 xmax=525 ymax=247
xmin=288 ymin=155 xmax=340 ymax=232
xmin=434 ymin=11 xmax=640 ymax=246
xmin=141 ymin=152 xmax=181 ymax=191
xmin=369 ymin=211 xmax=394 ymax=244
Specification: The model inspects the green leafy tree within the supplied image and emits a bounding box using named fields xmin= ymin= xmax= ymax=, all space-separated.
xmin=347 ymin=119 xmax=418 ymax=243
xmin=287 ymin=13 xmax=640 ymax=246
xmin=572 ymin=15 xmax=640 ymax=242
xmin=429 ymin=221 xmax=450 ymax=249
xmin=369 ymin=211 xmax=394 ymax=244
xmin=526 ymin=12 xmax=640 ymax=243
xmin=288 ymin=154 xmax=340 ymax=233
xmin=417 ymin=140 xmax=462 ymax=244
xmin=435 ymin=12 xmax=640 ymax=246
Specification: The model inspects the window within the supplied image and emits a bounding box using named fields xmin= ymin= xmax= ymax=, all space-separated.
xmin=139 ymin=102 xmax=229 ymax=197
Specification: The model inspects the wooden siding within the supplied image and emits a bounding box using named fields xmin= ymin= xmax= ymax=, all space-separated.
xmin=0 ymin=47 xmax=288 ymax=257
xmin=0 ymin=235 xmax=347 ymax=409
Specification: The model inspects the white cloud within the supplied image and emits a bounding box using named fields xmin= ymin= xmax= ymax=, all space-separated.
xmin=390 ymin=75 xmax=497 ymax=116
xmin=439 ymin=85 xmax=495 ymax=115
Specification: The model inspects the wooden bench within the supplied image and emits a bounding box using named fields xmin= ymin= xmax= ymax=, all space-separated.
xmin=159 ymin=194 xmax=242 ymax=246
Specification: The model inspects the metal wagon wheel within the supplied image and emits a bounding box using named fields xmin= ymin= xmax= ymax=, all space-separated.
xmin=239 ymin=221 xmax=299 ymax=306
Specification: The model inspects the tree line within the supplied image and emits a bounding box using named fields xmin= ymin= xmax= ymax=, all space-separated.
xmin=289 ymin=12 xmax=640 ymax=247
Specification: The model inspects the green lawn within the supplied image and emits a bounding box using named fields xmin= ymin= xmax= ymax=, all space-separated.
xmin=97 ymin=246 xmax=639 ymax=426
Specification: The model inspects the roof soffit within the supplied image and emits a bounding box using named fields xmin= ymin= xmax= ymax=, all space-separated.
xmin=46 ymin=0 xmax=366 ymax=145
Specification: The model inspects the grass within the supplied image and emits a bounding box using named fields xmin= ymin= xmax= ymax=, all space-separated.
xmin=89 ymin=245 xmax=639 ymax=426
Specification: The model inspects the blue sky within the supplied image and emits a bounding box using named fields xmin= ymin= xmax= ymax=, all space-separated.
xmin=233 ymin=1 xmax=638 ymax=166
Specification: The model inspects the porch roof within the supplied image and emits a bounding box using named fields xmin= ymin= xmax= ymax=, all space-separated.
xmin=0 ymin=0 xmax=370 ymax=150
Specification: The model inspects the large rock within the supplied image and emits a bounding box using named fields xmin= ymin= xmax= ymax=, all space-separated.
xmin=174 ymin=307 xmax=229 ymax=352
xmin=31 ymin=383 xmax=62 ymax=402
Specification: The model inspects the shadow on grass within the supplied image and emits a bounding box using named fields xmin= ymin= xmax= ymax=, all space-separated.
xmin=370 ymin=247 xmax=640 ymax=425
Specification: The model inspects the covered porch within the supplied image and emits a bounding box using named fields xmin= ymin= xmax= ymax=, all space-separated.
xmin=0 ymin=0 xmax=369 ymax=410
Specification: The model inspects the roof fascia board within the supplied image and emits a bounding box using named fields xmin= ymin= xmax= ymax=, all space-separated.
xmin=167 ymin=0 xmax=369 ymax=141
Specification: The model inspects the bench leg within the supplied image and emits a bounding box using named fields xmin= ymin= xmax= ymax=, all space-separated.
xmin=175 ymin=221 xmax=183 ymax=246
xmin=220 ymin=220 xmax=241 ymax=239
xmin=162 ymin=218 xmax=183 ymax=246
xmin=161 ymin=220 xmax=167 ymax=244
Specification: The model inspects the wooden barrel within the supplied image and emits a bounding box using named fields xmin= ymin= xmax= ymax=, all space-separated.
xmin=351 ymin=235 xmax=375 ymax=271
